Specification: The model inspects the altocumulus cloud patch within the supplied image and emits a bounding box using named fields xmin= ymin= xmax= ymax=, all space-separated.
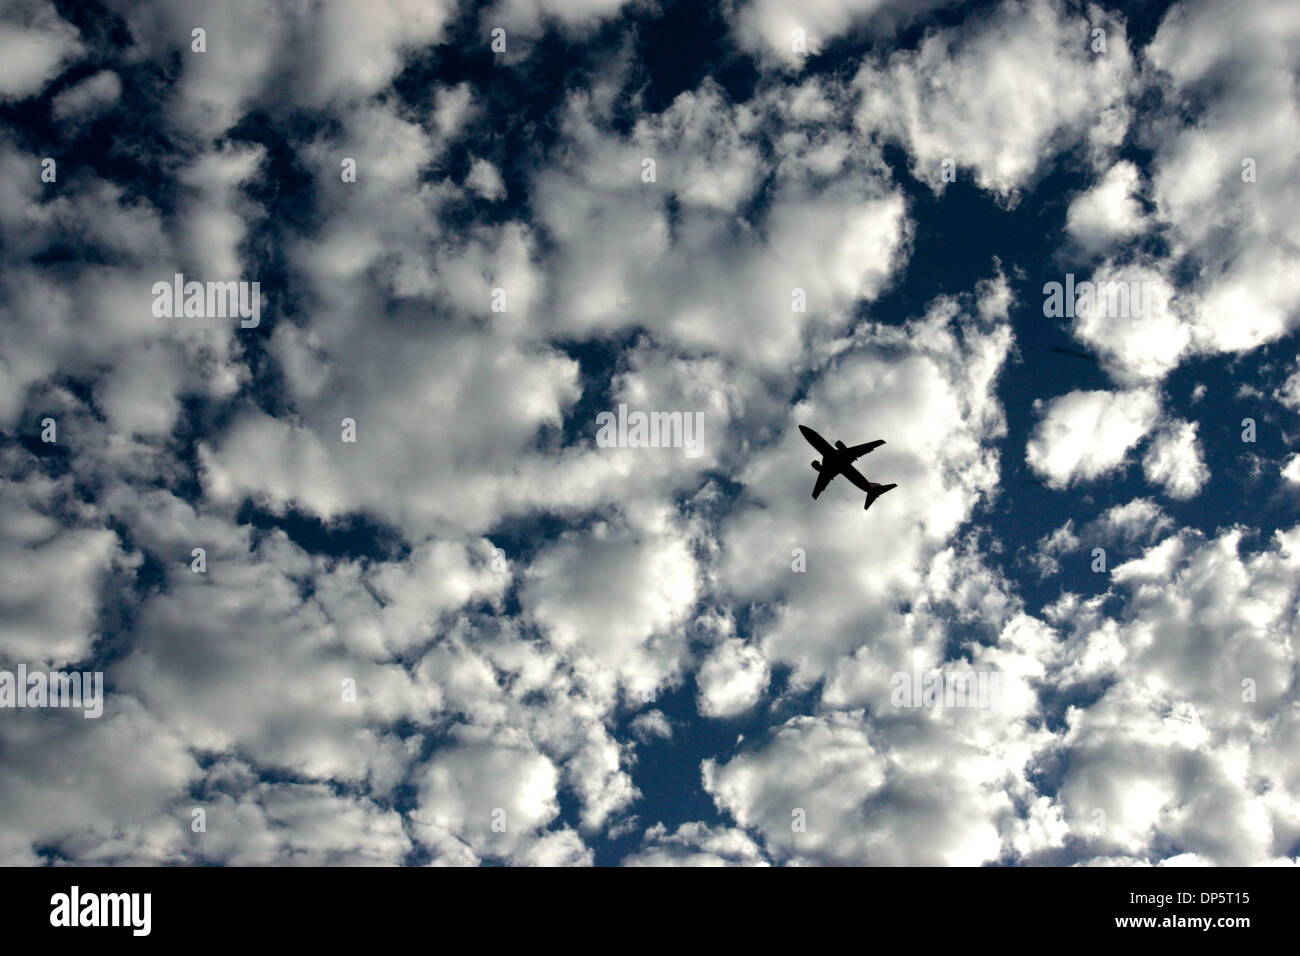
xmin=0 ymin=0 xmax=1297 ymax=871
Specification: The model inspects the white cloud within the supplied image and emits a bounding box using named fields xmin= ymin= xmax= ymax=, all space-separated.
xmin=630 ymin=709 xmax=672 ymax=742
xmin=521 ymin=512 xmax=698 ymax=702
xmin=1136 ymin=0 xmax=1300 ymax=359
xmin=704 ymin=711 xmax=1011 ymax=865
xmin=623 ymin=821 xmax=769 ymax=866
xmin=1276 ymin=363 xmax=1300 ymax=412
xmin=184 ymin=777 xmax=411 ymax=866
xmin=466 ymin=158 xmax=506 ymax=200
xmin=483 ymin=0 xmax=630 ymax=39
xmin=0 ymin=698 xmax=199 ymax=865
xmin=1066 ymin=161 xmax=1148 ymax=254
xmin=413 ymin=725 xmax=563 ymax=862
xmin=529 ymin=78 xmax=911 ymax=367
xmin=102 ymin=0 xmax=453 ymax=137
xmin=854 ymin=0 xmax=1133 ymax=203
xmin=51 ymin=70 xmax=121 ymax=121
xmin=1034 ymin=498 xmax=1175 ymax=578
xmin=1067 ymin=265 xmax=1191 ymax=385
xmin=696 ymin=639 xmax=770 ymax=718
xmin=731 ymin=0 xmax=954 ymax=67
xmin=1142 ymin=419 xmax=1210 ymax=499
xmin=0 ymin=0 xmax=81 ymax=101
xmin=1081 ymin=498 xmax=1175 ymax=550
xmin=1030 ymin=521 xmax=1081 ymax=578
xmin=1042 ymin=525 xmax=1300 ymax=863
xmin=0 ymin=469 xmax=126 ymax=665
xmin=707 ymin=521 xmax=1300 ymax=867
xmin=1282 ymin=454 xmax=1300 ymax=485
xmin=1026 ymin=389 xmax=1160 ymax=488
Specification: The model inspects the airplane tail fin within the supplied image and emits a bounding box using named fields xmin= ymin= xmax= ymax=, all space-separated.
xmin=864 ymin=483 xmax=898 ymax=511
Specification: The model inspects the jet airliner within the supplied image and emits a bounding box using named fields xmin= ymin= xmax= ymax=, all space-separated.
xmin=799 ymin=425 xmax=897 ymax=511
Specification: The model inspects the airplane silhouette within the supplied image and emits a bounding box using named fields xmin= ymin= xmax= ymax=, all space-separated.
xmin=799 ymin=425 xmax=897 ymax=511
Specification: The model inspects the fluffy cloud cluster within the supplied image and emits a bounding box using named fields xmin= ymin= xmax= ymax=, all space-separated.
xmin=854 ymin=0 xmax=1133 ymax=202
xmin=1067 ymin=0 xmax=1300 ymax=380
xmin=0 ymin=0 xmax=1295 ymax=869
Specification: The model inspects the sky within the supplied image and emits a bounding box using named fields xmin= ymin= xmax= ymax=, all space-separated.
xmin=0 ymin=0 xmax=1297 ymax=866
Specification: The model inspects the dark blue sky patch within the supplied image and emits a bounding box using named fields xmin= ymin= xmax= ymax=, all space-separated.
xmin=551 ymin=332 xmax=639 ymax=445
xmin=164 ymin=394 xmax=233 ymax=505
xmin=235 ymin=498 xmax=410 ymax=563
xmin=223 ymin=110 xmax=325 ymax=240
xmin=3 ymin=0 xmax=189 ymax=218
xmin=623 ymin=0 xmax=758 ymax=114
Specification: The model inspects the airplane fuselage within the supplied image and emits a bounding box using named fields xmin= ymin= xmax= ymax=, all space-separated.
xmin=809 ymin=445 xmax=872 ymax=492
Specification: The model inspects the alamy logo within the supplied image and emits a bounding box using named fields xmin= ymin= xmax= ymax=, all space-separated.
xmin=151 ymin=273 xmax=261 ymax=328
xmin=1042 ymin=273 xmax=1152 ymax=326
xmin=50 ymin=886 xmax=151 ymax=936
xmin=0 ymin=665 xmax=103 ymax=718
xmin=890 ymin=667 xmax=1001 ymax=711
xmin=595 ymin=403 xmax=703 ymax=458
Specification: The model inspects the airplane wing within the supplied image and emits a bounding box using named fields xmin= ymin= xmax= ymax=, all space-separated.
xmin=799 ymin=425 xmax=835 ymax=458
xmin=840 ymin=462 xmax=872 ymax=493
xmin=811 ymin=467 xmax=834 ymax=499
xmin=845 ymin=439 xmax=885 ymax=461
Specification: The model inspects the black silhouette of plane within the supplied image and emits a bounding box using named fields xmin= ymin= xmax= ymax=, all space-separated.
xmin=799 ymin=425 xmax=897 ymax=511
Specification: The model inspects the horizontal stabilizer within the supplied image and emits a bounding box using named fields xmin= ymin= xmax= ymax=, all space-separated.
xmin=864 ymin=483 xmax=898 ymax=510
